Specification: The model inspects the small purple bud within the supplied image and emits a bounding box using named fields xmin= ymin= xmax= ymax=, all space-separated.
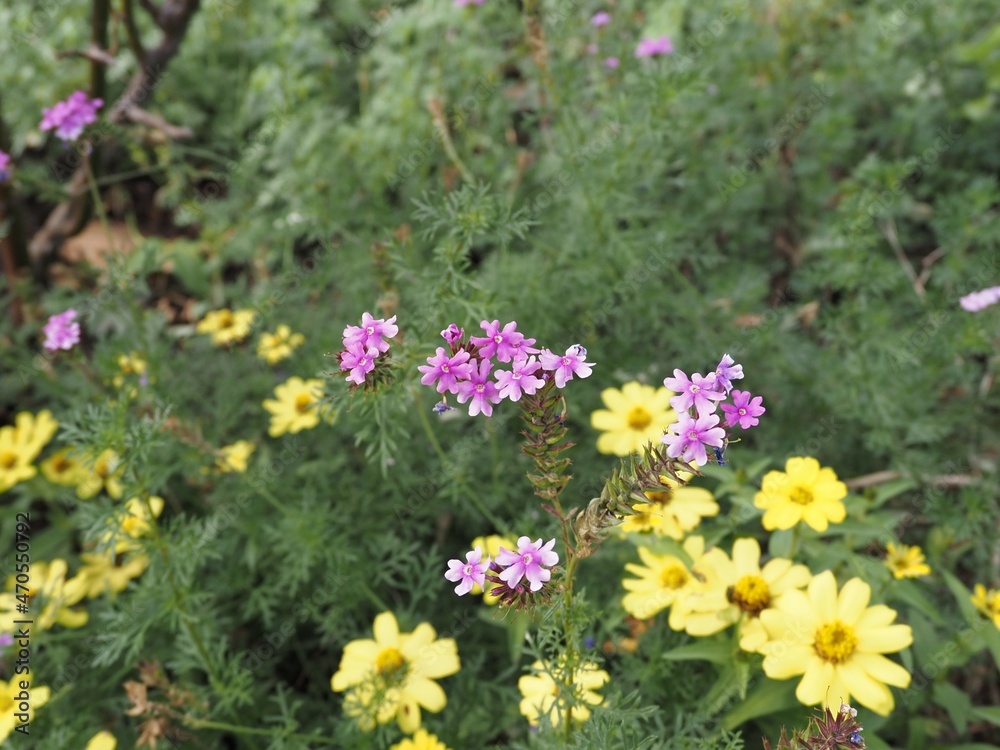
xmin=441 ymin=324 xmax=464 ymax=344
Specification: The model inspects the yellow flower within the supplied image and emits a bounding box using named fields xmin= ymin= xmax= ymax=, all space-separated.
xmin=72 ymin=551 xmax=149 ymax=598
xmin=590 ymin=382 xmax=677 ymax=456
xmin=263 ymin=377 xmax=327 ymax=437
xmin=621 ymin=536 xmax=709 ymax=629
xmin=40 ymin=447 xmax=87 ymax=486
xmin=390 ymin=729 xmax=451 ymax=750
xmin=85 ymin=730 xmax=118 ymax=750
xmin=0 ymin=559 xmax=88 ymax=632
xmin=884 ymin=543 xmax=931 ymax=579
xmin=100 ymin=496 xmax=164 ymax=553
xmin=972 ymin=584 xmax=1000 ymax=628
xmin=196 ymin=308 xmax=256 ymax=346
xmin=0 ymin=410 xmax=58 ymax=493
xmin=470 ymin=534 xmax=515 ymax=604
xmin=257 ymin=325 xmax=305 ymax=364
xmin=518 ymin=657 xmax=610 ymax=727
xmin=113 ymin=352 xmax=148 ymax=388
xmin=75 ymin=450 xmax=125 ymax=500
xmin=216 ymin=441 xmax=255 ymax=473
xmin=619 ymin=472 xmax=718 ymax=539
xmin=759 ymin=570 xmax=912 ymax=716
xmin=754 ymin=457 xmax=847 ymax=532
xmin=331 ymin=611 xmax=460 ymax=733
xmin=684 ymin=537 xmax=811 ymax=652
xmin=0 ymin=677 xmax=50 ymax=743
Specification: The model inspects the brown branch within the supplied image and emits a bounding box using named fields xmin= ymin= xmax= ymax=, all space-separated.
xmin=119 ymin=106 xmax=192 ymax=138
xmin=122 ymin=0 xmax=147 ymax=60
xmin=844 ymin=469 xmax=975 ymax=491
xmin=879 ymin=218 xmax=922 ymax=298
xmin=137 ymin=0 xmax=162 ymax=26
xmin=57 ymin=46 xmax=117 ymax=66
xmin=915 ymin=246 xmax=946 ymax=296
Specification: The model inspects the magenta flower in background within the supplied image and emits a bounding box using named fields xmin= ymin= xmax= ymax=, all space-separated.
xmin=40 ymin=91 xmax=103 ymax=142
xmin=453 ymin=0 xmax=485 ymax=6
xmin=539 ymin=344 xmax=594 ymax=388
xmin=604 ymin=57 xmax=620 ymax=69
xmin=721 ymin=390 xmax=765 ymax=429
xmin=470 ymin=320 xmax=529 ymax=362
xmin=713 ymin=353 xmax=744 ymax=393
xmin=663 ymin=369 xmax=724 ymax=415
xmin=495 ymin=537 xmax=559 ymax=592
xmin=494 ymin=355 xmax=545 ymax=402
xmin=591 ymin=11 xmax=611 ymax=27
xmin=441 ymin=323 xmax=464 ymax=344
xmin=340 ymin=345 xmax=379 ymax=385
xmin=0 ymin=150 xmax=10 ymax=181
xmin=635 ymin=36 xmax=674 ymax=57
xmin=444 ymin=546 xmax=489 ymax=595
xmin=0 ymin=633 xmax=13 ymax=647
xmin=419 ymin=347 xmax=475 ymax=394
xmin=343 ymin=312 xmax=397 ymax=353
xmin=42 ymin=309 xmax=81 ymax=352
xmin=960 ymin=286 xmax=1000 ymax=312
xmin=455 ymin=359 xmax=502 ymax=416
xmin=662 ymin=412 xmax=726 ymax=466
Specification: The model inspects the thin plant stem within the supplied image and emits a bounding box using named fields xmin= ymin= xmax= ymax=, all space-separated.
xmin=184 ymin=718 xmax=341 ymax=745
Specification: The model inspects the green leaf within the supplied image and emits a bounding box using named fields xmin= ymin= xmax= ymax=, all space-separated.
xmin=890 ymin=579 xmax=946 ymax=625
xmin=663 ymin=639 xmax=733 ymax=665
xmin=969 ymin=705 xmax=1000 ymax=727
xmin=941 ymin=571 xmax=1000 ymax=669
xmin=933 ymin=681 xmax=972 ymax=733
xmin=722 ymin=677 xmax=799 ymax=730
xmin=869 ymin=478 xmax=918 ymax=508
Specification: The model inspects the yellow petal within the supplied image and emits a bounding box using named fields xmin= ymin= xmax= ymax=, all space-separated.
xmin=732 ymin=537 xmax=761 ymax=577
xmin=408 ymin=677 xmax=447 ymax=711
xmin=836 ymin=578 xmax=871 ymax=625
xmin=856 ymin=624 xmax=913 ymax=654
xmin=795 ymin=658 xmax=834 ymax=706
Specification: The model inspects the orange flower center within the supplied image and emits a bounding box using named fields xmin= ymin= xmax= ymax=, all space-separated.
xmin=813 ymin=620 xmax=858 ymax=664
xmin=0 ymin=451 xmax=18 ymax=469
xmin=374 ymin=647 xmax=406 ymax=677
xmin=626 ymin=406 xmax=652 ymax=431
xmin=659 ymin=564 xmax=689 ymax=590
xmin=217 ymin=310 xmax=234 ymax=329
xmin=728 ymin=574 xmax=771 ymax=616
xmin=294 ymin=393 xmax=314 ymax=414
xmin=53 ymin=456 xmax=73 ymax=473
xmin=789 ymin=486 xmax=814 ymax=505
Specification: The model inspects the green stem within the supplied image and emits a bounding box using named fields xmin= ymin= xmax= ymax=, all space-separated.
xmin=184 ymin=718 xmax=341 ymax=745
xmin=84 ymin=155 xmax=116 ymax=253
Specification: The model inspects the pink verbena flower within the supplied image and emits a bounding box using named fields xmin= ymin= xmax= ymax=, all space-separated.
xmin=663 ymin=369 xmax=724 ymax=416
xmin=444 ymin=546 xmax=489 ymax=595
xmin=495 ymin=537 xmax=558 ymax=592
xmin=441 ymin=324 xmax=464 ymax=344
xmin=721 ymin=390 xmax=765 ymax=429
xmin=960 ymin=286 xmax=1000 ymax=312
xmin=494 ymin=355 xmax=545 ymax=402
xmin=343 ymin=312 xmax=397 ymax=353
xmin=0 ymin=633 xmax=13 ymax=647
xmin=635 ymin=36 xmax=674 ymax=57
xmin=40 ymin=91 xmax=103 ymax=142
xmin=453 ymin=0 xmax=485 ymax=6
xmin=455 ymin=359 xmax=501 ymax=416
xmin=539 ymin=344 xmax=594 ymax=388
xmin=662 ymin=412 xmax=725 ymax=466
xmin=0 ymin=150 xmax=10 ymax=182
xmin=419 ymin=347 xmax=475 ymax=394
xmin=604 ymin=57 xmax=620 ymax=69
xmin=43 ymin=309 xmax=81 ymax=351
xmin=591 ymin=11 xmax=611 ymax=27
xmin=713 ymin=353 xmax=744 ymax=393
xmin=340 ymin=345 xmax=379 ymax=385
xmin=470 ymin=320 xmax=530 ymax=362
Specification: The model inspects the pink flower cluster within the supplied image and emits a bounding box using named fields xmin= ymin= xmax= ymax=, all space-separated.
xmin=43 ymin=309 xmax=81 ymax=352
xmin=40 ymin=91 xmax=104 ymax=142
xmin=661 ymin=354 xmax=765 ymax=466
xmin=338 ymin=312 xmax=398 ymax=386
xmin=635 ymin=35 xmax=673 ymax=57
xmin=419 ymin=320 xmax=594 ymax=417
xmin=445 ymin=537 xmax=559 ymax=606
xmin=960 ymin=285 xmax=1000 ymax=312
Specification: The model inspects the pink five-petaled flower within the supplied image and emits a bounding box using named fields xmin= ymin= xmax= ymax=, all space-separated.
xmin=419 ymin=347 xmax=475 ymax=394
xmin=470 ymin=320 xmax=530 ymax=363
xmin=713 ymin=353 xmax=744 ymax=393
xmin=343 ymin=312 xmax=398 ymax=353
xmin=455 ymin=359 xmax=502 ymax=417
xmin=539 ymin=344 xmax=594 ymax=388
xmin=494 ymin=355 xmax=545 ymax=402
xmin=340 ymin=345 xmax=379 ymax=385
xmin=960 ymin=286 xmax=1000 ymax=312
xmin=591 ymin=11 xmax=611 ymax=27
xmin=662 ymin=412 xmax=726 ymax=466
xmin=444 ymin=546 xmax=490 ymax=595
xmin=721 ymin=390 xmax=765 ymax=429
xmin=441 ymin=324 xmax=464 ymax=344
xmin=663 ymin=369 xmax=725 ymax=416
xmin=40 ymin=91 xmax=103 ymax=142
xmin=495 ymin=537 xmax=559 ymax=592
xmin=0 ymin=150 xmax=10 ymax=182
xmin=635 ymin=36 xmax=674 ymax=57
xmin=43 ymin=309 xmax=81 ymax=352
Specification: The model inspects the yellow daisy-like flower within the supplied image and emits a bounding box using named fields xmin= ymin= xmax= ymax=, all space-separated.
xmin=113 ymin=352 xmax=148 ymax=388
xmin=263 ymin=377 xmax=327 ymax=437
xmin=85 ymin=730 xmax=118 ymax=750
xmin=621 ymin=536 xmax=709 ymax=629
xmin=75 ymin=449 xmax=125 ymax=500
xmin=518 ymin=657 xmax=610 ymax=727
xmin=684 ymin=537 xmax=811 ymax=652
xmin=40 ymin=447 xmax=87 ymax=486
xmin=216 ymin=440 xmax=255 ymax=473
xmin=99 ymin=496 xmax=164 ymax=553
xmin=197 ymin=308 xmax=256 ymax=346
xmin=754 ymin=456 xmax=847 ymax=532
xmin=619 ymin=472 xmax=719 ymax=539
xmin=390 ymin=729 xmax=451 ymax=750
xmin=470 ymin=534 xmax=515 ymax=604
xmin=0 ymin=410 xmax=58 ymax=493
xmin=331 ymin=611 xmax=460 ymax=734
xmin=0 ymin=559 xmax=88 ymax=632
xmin=759 ymin=570 xmax=912 ymax=716
xmin=72 ymin=551 xmax=149 ymax=598
xmin=590 ymin=381 xmax=677 ymax=456
xmin=257 ymin=325 xmax=306 ymax=365
xmin=0 ymin=677 xmax=50 ymax=743
xmin=971 ymin=584 xmax=1000 ymax=628
xmin=884 ymin=542 xmax=931 ymax=579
